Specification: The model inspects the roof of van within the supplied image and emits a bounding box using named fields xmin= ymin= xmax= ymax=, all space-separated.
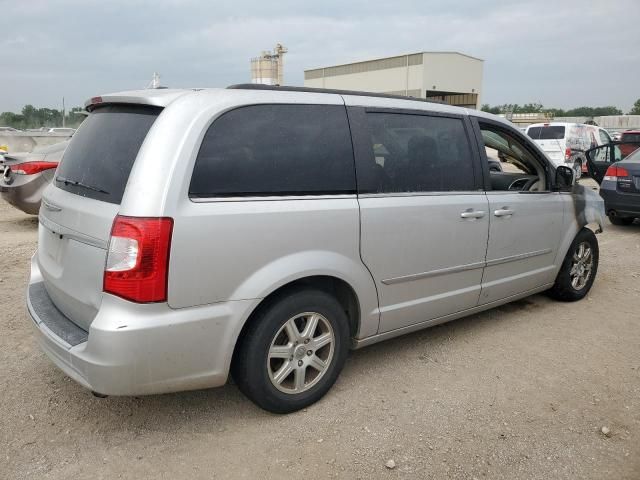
xmin=86 ymin=84 xmax=446 ymax=108
xmin=84 ymin=85 xmax=513 ymax=127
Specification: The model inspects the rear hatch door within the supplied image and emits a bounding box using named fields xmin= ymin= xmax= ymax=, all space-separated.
xmin=527 ymin=125 xmax=566 ymax=164
xmin=537 ymin=142 xmax=564 ymax=163
xmin=37 ymin=104 xmax=161 ymax=331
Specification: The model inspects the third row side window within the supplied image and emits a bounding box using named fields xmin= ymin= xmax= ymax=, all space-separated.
xmin=358 ymin=113 xmax=476 ymax=194
xmin=189 ymin=104 xmax=356 ymax=197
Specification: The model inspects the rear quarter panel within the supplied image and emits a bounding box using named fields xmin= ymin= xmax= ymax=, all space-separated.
xmin=167 ymin=197 xmax=380 ymax=338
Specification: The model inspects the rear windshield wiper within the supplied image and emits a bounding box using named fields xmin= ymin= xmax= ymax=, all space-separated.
xmin=55 ymin=176 xmax=109 ymax=195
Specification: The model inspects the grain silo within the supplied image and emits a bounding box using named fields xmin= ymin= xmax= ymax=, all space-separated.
xmin=250 ymin=44 xmax=288 ymax=85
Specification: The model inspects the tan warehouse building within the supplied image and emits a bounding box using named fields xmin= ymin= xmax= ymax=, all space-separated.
xmin=304 ymin=51 xmax=483 ymax=108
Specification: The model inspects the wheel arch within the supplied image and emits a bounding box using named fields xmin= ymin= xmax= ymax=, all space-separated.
xmin=230 ymin=274 xmax=364 ymax=375
xmin=553 ymin=222 xmax=599 ymax=276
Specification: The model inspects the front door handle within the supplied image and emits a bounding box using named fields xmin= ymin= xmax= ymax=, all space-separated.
xmin=494 ymin=208 xmax=514 ymax=217
xmin=460 ymin=210 xmax=486 ymax=219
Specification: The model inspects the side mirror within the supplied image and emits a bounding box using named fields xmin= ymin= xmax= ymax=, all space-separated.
xmin=555 ymin=165 xmax=575 ymax=191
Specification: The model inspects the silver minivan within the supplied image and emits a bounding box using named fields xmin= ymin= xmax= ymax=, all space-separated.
xmin=27 ymin=85 xmax=605 ymax=413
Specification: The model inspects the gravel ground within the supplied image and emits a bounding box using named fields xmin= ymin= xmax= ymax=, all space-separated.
xmin=1 ymin=193 xmax=639 ymax=479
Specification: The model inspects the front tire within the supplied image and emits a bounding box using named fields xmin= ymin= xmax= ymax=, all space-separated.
xmin=548 ymin=228 xmax=599 ymax=301
xmin=232 ymin=289 xmax=350 ymax=413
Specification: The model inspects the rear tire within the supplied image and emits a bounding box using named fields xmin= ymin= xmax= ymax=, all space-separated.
xmin=548 ymin=228 xmax=599 ymax=302
xmin=232 ymin=289 xmax=350 ymax=414
xmin=572 ymin=159 xmax=583 ymax=180
xmin=608 ymin=214 xmax=634 ymax=226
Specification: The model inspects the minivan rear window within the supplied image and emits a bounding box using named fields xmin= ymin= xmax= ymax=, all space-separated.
xmin=527 ymin=126 xmax=565 ymax=140
xmin=189 ymin=104 xmax=356 ymax=197
xmin=55 ymin=105 xmax=161 ymax=204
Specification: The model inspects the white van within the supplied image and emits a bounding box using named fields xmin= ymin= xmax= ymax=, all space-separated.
xmin=526 ymin=122 xmax=595 ymax=178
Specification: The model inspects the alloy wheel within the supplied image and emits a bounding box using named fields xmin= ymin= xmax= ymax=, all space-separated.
xmin=569 ymin=241 xmax=593 ymax=290
xmin=267 ymin=312 xmax=335 ymax=394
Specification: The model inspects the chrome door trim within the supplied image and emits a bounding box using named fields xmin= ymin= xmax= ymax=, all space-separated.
xmin=484 ymin=191 xmax=557 ymax=196
xmin=485 ymin=248 xmax=552 ymax=267
xmin=38 ymin=215 xmax=108 ymax=250
xmin=381 ymin=248 xmax=552 ymax=286
xmin=358 ymin=190 xmax=484 ymax=199
xmin=190 ymin=194 xmax=357 ymax=203
xmin=381 ymin=261 xmax=486 ymax=285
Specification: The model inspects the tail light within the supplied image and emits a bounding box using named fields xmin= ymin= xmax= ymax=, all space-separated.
xmin=603 ymin=165 xmax=630 ymax=181
xmin=12 ymin=161 xmax=59 ymax=175
xmin=104 ymin=216 xmax=173 ymax=303
xmin=564 ymin=148 xmax=572 ymax=161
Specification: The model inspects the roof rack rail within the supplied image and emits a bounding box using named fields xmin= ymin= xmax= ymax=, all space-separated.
xmin=226 ymin=84 xmax=445 ymax=104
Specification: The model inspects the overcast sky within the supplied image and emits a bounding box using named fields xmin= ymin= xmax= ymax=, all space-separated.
xmin=1 ymin=0 xmax=639 ymax=113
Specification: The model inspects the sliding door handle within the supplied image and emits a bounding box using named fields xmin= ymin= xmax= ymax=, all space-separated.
xmin=460 ymin=210 xmax=486 ymax=219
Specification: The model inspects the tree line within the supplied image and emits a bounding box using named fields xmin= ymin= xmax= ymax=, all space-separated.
xmin=3 ymin=99 xmax=639 ymax=130
xmin=0 ymin=105 xmax=86 ymax=130
xmin=481 ymin=99 xmax=640 ymax=117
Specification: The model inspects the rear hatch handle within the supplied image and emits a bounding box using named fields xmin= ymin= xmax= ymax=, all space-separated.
xmin=39 ymin=214 xmax=108 ymax=250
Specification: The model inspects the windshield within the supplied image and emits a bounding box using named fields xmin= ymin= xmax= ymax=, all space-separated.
xmin=624 ymin=148 xmax=640 ymax=163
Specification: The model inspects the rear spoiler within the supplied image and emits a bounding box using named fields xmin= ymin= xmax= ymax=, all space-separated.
xmin=84 ymin=89 xmax=193 ymax=112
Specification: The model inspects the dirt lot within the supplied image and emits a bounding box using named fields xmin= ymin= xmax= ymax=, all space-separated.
xmin=1 ymin=193 xmax=639 ymax=480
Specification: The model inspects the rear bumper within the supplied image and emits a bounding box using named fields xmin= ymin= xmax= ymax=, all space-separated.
xmin=0 ymin=173 xmax=48 ymax=215
xmin=27 ymin=253 xmax=257 ymax=396
xmin=600 ymin=187 xmax=640 ymax=217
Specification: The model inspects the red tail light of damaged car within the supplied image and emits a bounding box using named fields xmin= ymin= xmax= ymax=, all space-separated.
xmin=104 ymin=216 xmax=173 ymax=303
xmin=12 ymin=161 xmax=59 ymax=175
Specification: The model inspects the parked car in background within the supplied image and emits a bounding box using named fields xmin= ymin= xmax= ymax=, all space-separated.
xmin=587 ymin=142 xmax=640 ymax=225
xmin=0 ymin=140 xmax=68 ymax=214
xmin=608 ymin=131 xmax=622 ymax=141
xmin=581 ymin=126 xmax=612 ymax=175
xmin=484 ymin=146 xmax=504 ymax=172
xmin=0 ymin=126 xmax=21 ymax=133
xmin=526 ymin=122 xmax=593 ymax=178
xmin=619 ymin=130 xmax=640 ymax=158
xmin=48 ymin=127 xmax=76 ymax=135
